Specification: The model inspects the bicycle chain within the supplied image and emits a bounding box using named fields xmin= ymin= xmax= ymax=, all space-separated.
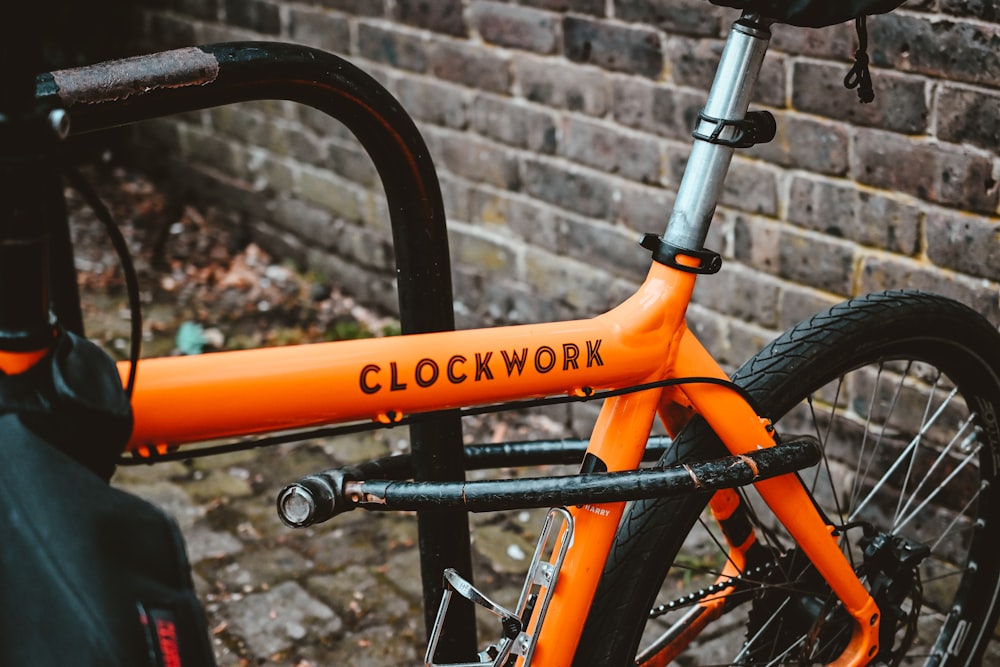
xmin=648 ymin=562 xmax=775 ymax=619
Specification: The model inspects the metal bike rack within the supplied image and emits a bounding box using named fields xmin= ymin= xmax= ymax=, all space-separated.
xmin=36 ymin=42 xmax=477 ymax=661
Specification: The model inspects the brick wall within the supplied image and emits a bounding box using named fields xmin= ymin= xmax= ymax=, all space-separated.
xmin=131 ymin=0 xmax=1000 ymax=371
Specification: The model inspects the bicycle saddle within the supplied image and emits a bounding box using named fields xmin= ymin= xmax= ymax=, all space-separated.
xmin=709 ymin=0 xmax=907 ymax=27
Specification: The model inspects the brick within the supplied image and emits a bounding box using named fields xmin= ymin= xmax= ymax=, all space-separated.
xmin=287 ymin=6 xmax=351 ymax=53
xmin=733 ymin=217 xmax=855 ymax=294
xmin=295 ymin=166 xmax=367 ymax=222
xmin=190 ymin=21 xmax=259 ymax=44
xmin=448 ymin=222 xmax=521 ymax=275
xmin=313 ymin=0 xmax=384 ymax=16
xmin=496 ymin=194 xmax=564 ymax=249
xmin=357 ymin=22 xmax=428 ymax=72
xmin=936 ymin=85 xmax=1000 ymax=153
xmin=665 ymin=36 xmax=724 ymax=90
xmin=686 ymin=303 xmax=729 ymax=364
xmin=727 ymin=318 xmax=783 ymax=369
xmin=791 ymin=61 xmax=928 ymax=134
xmin=428 ymin=40 xmax=512 ymax=93
xmin=183 ymin=126 xmax=252 ymax=181
xmin=926 ymin=211 xmax=1000 ymax=282
xmin=514 ymin=55 xmax=611 ymax=116
xmin=469 ymin=2 xmax=560 ymax=54
xmin=211 ymin=109 xmax=324 ymax=167
xmin=297 ymin=105 xmax=358 ymax=140
xmin=559 ymin=116 xmax=663 ymax=184
xmin=425 ymin=127 xmax=520 ymax=190
xmin=563 ymin=16 xmax=664 ymax=79
xmin=775 ymin=284 xmax=841 ymax=332
xmin=776 ymin=227 xmax=855 ymax=295
xmin=303 ymin=246 xmax=398 ymax=314
xmin=748 ymin=112 xmax=849 ymax=177
xmin=251 ymin=152 xmax=297 ymax=194
xmin=523 ymin=248 xmax=635 ymax=317
xmin=691 ymin=263 xmax=782 ymax=328
xmin=852 ymin=129 xmax=999 ymax=214
xmin=754 ymin=51 xmax=787 ymax=108
xmin=147 ymin=12 xmax=198 ymax=48
xmin=858 ymin=255 xmax=1000 ymax=325
xmin=870 ymin=14 xmax=1000 ymax=88
xmin=520 ymin=157 xmax=615 ymax=219
xmin=453 ymin=267 xmax=557 ymax=326
xmin=516 ymin=0 xmax=604 ymax=15
xmin=616 ymin=0 xmax=726 ymax=37
xmin=210 ymin=106 xmax=269 ymax=145
xmin=769 ymin=21 xmax=856 ymax=60
xmin=471 ymin=94 xmax=558 ymax=154
xmin=721 ymin=158 xmax=780 ymax=217
xmin=225 ymin=0 xmax=281 ymax=34
xmin=464 ymin=185 xmax=515 ymax=232
xmin=268 ymin=122 xmax=326 ymax=166
xmin=559 ymin=216 xmax=651 ymax=283
xmin=610 ymin=179 xmax=677 ymax=233
xmin=729 ymin=213 xmax=779 ymax=274
xmin=612 ymin=78 xmax=704 ymax=140
xmin=939 ymin=0 xmax=1000 ymax=22
xmin=787 ymin=175 xmax=922 ymax=256
xmin=394 ymin=76 xmax=470 ymax=129
xmin=394 ymin=0 xmax=467 ymax=37
xmin=326 ymin=139 xmax=379 ymax=187
xmin=270 ymin=194 xmax=341 ymax=250
xmin=174 ymin=0 xmax=220 ymax=21
xmin=167 ymin=158 xmax=265 ymax=218
xmin=437 ymin=174 xmax=473 ymax=222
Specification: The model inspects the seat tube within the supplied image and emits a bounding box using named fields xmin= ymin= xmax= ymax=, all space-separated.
xmin=663 ymin=14 xmax=772 ymax=251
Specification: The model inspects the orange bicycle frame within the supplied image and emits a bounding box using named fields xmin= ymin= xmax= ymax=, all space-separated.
xmin=122 ymin=258 xmax=880 ymax=666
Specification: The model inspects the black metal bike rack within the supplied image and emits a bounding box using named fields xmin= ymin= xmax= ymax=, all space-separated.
xmin=35 ymin=42 xmax=476 ymax=661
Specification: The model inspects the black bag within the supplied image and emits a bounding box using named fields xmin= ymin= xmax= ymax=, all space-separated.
xmin=0 ymin=332 xmax=217 ymax=667
xmin=710 ymin=0 xmax=907 ymax=27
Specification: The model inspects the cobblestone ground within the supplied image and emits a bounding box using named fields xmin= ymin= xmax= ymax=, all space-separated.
xmin=112 ymin=429 xmax=557 ymax=667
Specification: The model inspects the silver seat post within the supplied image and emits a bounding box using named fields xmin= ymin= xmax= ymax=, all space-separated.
xmin=663 ymin=14 xmax=773 ymax=251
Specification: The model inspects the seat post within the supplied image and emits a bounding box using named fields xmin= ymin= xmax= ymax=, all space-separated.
xmin=662 ymin=13 xmax=773 ymax=252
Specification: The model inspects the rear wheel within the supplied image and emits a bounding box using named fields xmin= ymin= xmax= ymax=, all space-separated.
xmin=574 ymin=291 xmax=1000 ymax=666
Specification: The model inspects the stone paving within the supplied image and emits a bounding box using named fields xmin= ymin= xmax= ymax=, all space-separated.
xmin=112 ymin=430 xmax=552 ymax=667
xmin=113 ymin=424 xmax=1000 ymax=667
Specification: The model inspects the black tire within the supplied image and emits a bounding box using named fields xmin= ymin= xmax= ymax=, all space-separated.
xmin=574 ymin=291 xmax=1000 ymax=666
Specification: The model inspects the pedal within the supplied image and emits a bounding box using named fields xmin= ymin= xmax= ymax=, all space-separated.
xmin=425 ymin=507 xmax=574 ymax=666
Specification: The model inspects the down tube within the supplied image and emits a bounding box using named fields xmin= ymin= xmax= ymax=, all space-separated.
xmin=527 ymin=387 xmax=664 ymax=667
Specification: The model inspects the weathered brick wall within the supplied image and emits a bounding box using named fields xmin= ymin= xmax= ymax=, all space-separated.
xmin=131 ymin=0 xmax=1000 ymax=370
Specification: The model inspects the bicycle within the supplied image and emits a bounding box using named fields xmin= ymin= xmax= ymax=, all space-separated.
xmin=2 ymin=1 xmax=999 ymax=665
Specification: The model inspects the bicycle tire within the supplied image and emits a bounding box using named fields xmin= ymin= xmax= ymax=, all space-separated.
xmin=574 ymin=290 xmax=1000 ymax=666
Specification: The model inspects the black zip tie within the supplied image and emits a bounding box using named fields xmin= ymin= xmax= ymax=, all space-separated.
xmin=844 ymin=16 xmax=875 ymax=104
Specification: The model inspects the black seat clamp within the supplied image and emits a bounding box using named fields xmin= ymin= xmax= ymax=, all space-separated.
xmin=640 ymin=234 xmax=722 ymax=275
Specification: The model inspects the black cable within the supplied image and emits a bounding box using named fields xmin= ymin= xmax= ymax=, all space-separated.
xmin=64 ymin=166 xmax=143 ymax=396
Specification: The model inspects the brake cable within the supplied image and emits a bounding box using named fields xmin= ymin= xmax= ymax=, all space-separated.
xmin=63 ymin=166 xmax=143 ymax=397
